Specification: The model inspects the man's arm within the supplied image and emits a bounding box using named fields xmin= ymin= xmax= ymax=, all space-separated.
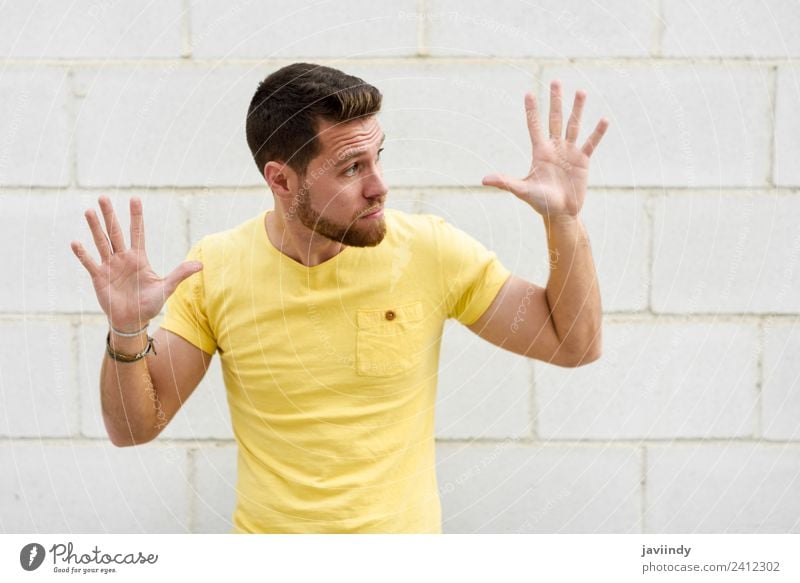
xmin=468 ymin=80 xmax=608 ymax=366
xmin=101 ymin=327 xmax=213 ymax=446
xmin=467 ymin=215 xmax=601 ymax=367
xmin=70 ymin=195 xmax=209 ymax=445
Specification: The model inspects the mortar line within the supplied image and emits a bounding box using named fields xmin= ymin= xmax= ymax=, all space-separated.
xmin=767 ymin=65 xmax=777 ymax=187
xmin=640 ymin=445 xmax=648 ymax=533
xmin=417 ymin=0 xmax=428 ymax=57
xmin=187 ymin=446 xmax=197 ymax=533
xmin=644 ymin=191 xmax=656 ymax=315
xmin=65 ymin=68 xmax=79 ymax=188
xmin=4 ymin=435 xmax=800 ymax=446
xmin=0 ymin=57 xmax=796 ymax=67
xmin=181 ymin=0 xmax=193 ymax=59
xmin=528 ymin=359 xmax=538 ymax=440
xmin=70 ymin=318 xmax=83 ymax=438
xmin=652 ymin=0 xmax=665 ymax=57
xmin=755 ymin=318 xmax=765 ymax=438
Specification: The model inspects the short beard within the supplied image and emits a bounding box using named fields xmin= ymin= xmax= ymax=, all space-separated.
xmin=295 ymin=185 xmax=386 ymax=247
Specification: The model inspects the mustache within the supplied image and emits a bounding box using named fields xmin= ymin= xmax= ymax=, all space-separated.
xmin=357 ymin=203 xmax=385 ymax=218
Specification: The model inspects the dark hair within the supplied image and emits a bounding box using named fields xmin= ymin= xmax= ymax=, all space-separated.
xmin=246 ymin=63 xmax=382 ymax=178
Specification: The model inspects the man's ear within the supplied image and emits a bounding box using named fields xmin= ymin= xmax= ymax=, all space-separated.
xmin=264 ymin=161 xmax=297 ymax=200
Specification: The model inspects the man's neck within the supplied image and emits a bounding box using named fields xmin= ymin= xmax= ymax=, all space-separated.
xmin=265 ymin=209 xmax=347 ymax=267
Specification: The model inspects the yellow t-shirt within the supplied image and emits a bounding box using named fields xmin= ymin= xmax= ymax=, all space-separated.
xmin=160 ymin=208 xmax=511 ymax=533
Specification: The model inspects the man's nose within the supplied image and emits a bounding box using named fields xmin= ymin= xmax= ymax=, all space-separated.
xmin=364 ymin=167 xmax=388 ymax=199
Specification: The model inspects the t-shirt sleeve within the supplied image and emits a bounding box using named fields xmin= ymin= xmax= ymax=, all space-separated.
xmin=434 ymin=216 xmax=513 ymax=326
xmin=160 ymin=242 xmax=218 ymax=356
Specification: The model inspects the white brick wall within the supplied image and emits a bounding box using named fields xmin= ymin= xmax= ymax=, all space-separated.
xmin=775 ymin=66 xmax=800 ymax=186
xmin=437 ymin=443 xmax=641 ymax=533
xmin=426 ymin=0 xmax=657 ymax=58
xmin=0 ymin=442 xmax=191 ymax=532
xmin=662 ymin=0 xmax=800 ymax=58
xmin=762 ymin=321 xmax=800 ymax=440
xmin=646 ymin=444 xmax=800 ymax=532
xmin=190 ymin=0 xmax=418 ymax=58
xmin=0 ymin=69 xmax=70 ymax=187
xmin=0 ymin=320 xmax=78 ymax=438
xmin=541 ymin=65 xmax=772 ymax=187
xmin=534 ymin=321 xmax=759 ymax=439
xmin=652 ymin=193 xmax=800 ymax=313
xmin=2 ymin=0 xmax=798 ymax=534
xmin=0 ymin=1 xmax=184 ymax=59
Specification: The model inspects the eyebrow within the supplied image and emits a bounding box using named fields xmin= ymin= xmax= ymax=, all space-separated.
xmin=336 ymin=134 xmax=386 ymax=166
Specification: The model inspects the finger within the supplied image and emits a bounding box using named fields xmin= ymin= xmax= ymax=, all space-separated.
xmin=524 ymin=92 xmax=545 ymax=148
xmin=84 ymin=209 xmax=112 ymax=262
xmin=565 ymin=90 xmax=586 ymax=144
xmin=482 ymin=174 xmax=527 ymax=194
xmin=70 ymin=240 xmax=99 ymax=276
xmin=581 ymin=117 xmax=610 ymax=157
xmin=161 ymin=260 xmax=203 ymax=298
xmin=548 ymin=80 xmax=563 ymax=140
xmin=98 ymin=196 xmax=126 ymax=253
xmin=130 ymin=197 xmax=145 ymax=251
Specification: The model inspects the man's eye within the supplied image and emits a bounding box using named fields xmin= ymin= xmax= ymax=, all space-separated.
xmin=344 ymin=163 xmax=358 ymax=176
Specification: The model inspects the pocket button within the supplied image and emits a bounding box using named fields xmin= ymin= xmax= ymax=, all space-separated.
xmin=385 ymin=310 xmax=396 ymax=321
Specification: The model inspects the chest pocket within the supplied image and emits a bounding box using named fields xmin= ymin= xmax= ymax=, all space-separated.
xmin=355 ymin=300 xmax=424 ymax=377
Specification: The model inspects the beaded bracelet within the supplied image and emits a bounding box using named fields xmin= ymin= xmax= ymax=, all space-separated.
xmin=109 ymin=322 xmax=150 ymax=337
xmin=106 ymin=331 xmax=157 ymax=363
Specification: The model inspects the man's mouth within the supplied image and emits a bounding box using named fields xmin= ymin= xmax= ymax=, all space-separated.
xmin=360 ymin=206 xmax=384 ymax=219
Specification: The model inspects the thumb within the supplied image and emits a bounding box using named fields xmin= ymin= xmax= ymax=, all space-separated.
xmin=482 ymin=174 xmax=523 ymax=193
xmin=162 ymin=261 xmax=203 ymax=297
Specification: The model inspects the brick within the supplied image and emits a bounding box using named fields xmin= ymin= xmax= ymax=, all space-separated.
xmin=663 ymin=0 xmax=800 ymax=57
xmin=421 ymin=190 xmax=649 ymax=311
xmin=74 ymin=67 xmax=265 ymax=187
xmin=435 ymin=321 xmax=533 ymax=439
xmin=646 ymin=444 xmax=800 ymax=533
xmin=0 ymin=69 xmax=70 ymax=186
xmin=191 ymin=443 xmax=237 ymax=533
xmin=345 ymin=63 xmax=534 ymax=187
xmin=190 ymin=0 xmax=417 ymax=58
xmin=534 ymin=321 xmax=758 ymax=439
xmin=541 ymin=66 xmax=771 ymax=187
xmin=775 ymin=67 xmax=800 ymax=186
xmin=763 ymin=321 xmax=800 ymax=440
xmin=0 ymin=441 xmax=191 ymax=532
xmin=0 ymin=1 xmax=183 ymax=58
xmin=652 ymin=193 xmax=800 ymax=314
xmin=77 ymin=321 xmax=234 ymax=441
xmin=428 ymin=0 xmax=654 ymax=58
xmin=0 ymin=191 xmax=187 ymax=313
xmin=0 ymin=320 xmax=78 ymax=437
xmin=437 ymin=443 xmax=641 ymax=532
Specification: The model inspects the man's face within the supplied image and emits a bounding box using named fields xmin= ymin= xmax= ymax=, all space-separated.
xmin=292 ymin=115 xmax=388 ymax=247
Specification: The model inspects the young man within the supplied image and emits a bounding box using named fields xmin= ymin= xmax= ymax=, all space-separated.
xmin=70 ymin=63 xmax=608 ymax=533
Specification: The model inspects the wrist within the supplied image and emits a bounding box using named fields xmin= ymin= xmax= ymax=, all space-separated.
xmin=108 ymin=320 xmax=150 ymax=337
xmin=543 ymin=212 xmax=581 ymax=229
xmin=544 ymin=213 xmax=580 ymax=225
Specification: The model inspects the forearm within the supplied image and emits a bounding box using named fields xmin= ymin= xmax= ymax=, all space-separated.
xmin=542 ymin=214 xmax=602 ymax=361
xmin=100 ymin=332 xmax=162 ymax=446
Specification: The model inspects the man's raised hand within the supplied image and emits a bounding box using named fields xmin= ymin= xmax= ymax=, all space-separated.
xmin=70 ymin=196 xmax=203 ymax=333
xmin=482 ymin=81 xmax=609 ymax=218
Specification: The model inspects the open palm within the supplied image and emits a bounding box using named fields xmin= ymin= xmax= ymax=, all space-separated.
xmin=70 ymin=196 xmax=202 ymax=333
xmin=482 ymin=81 xmax=609 ymax=218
